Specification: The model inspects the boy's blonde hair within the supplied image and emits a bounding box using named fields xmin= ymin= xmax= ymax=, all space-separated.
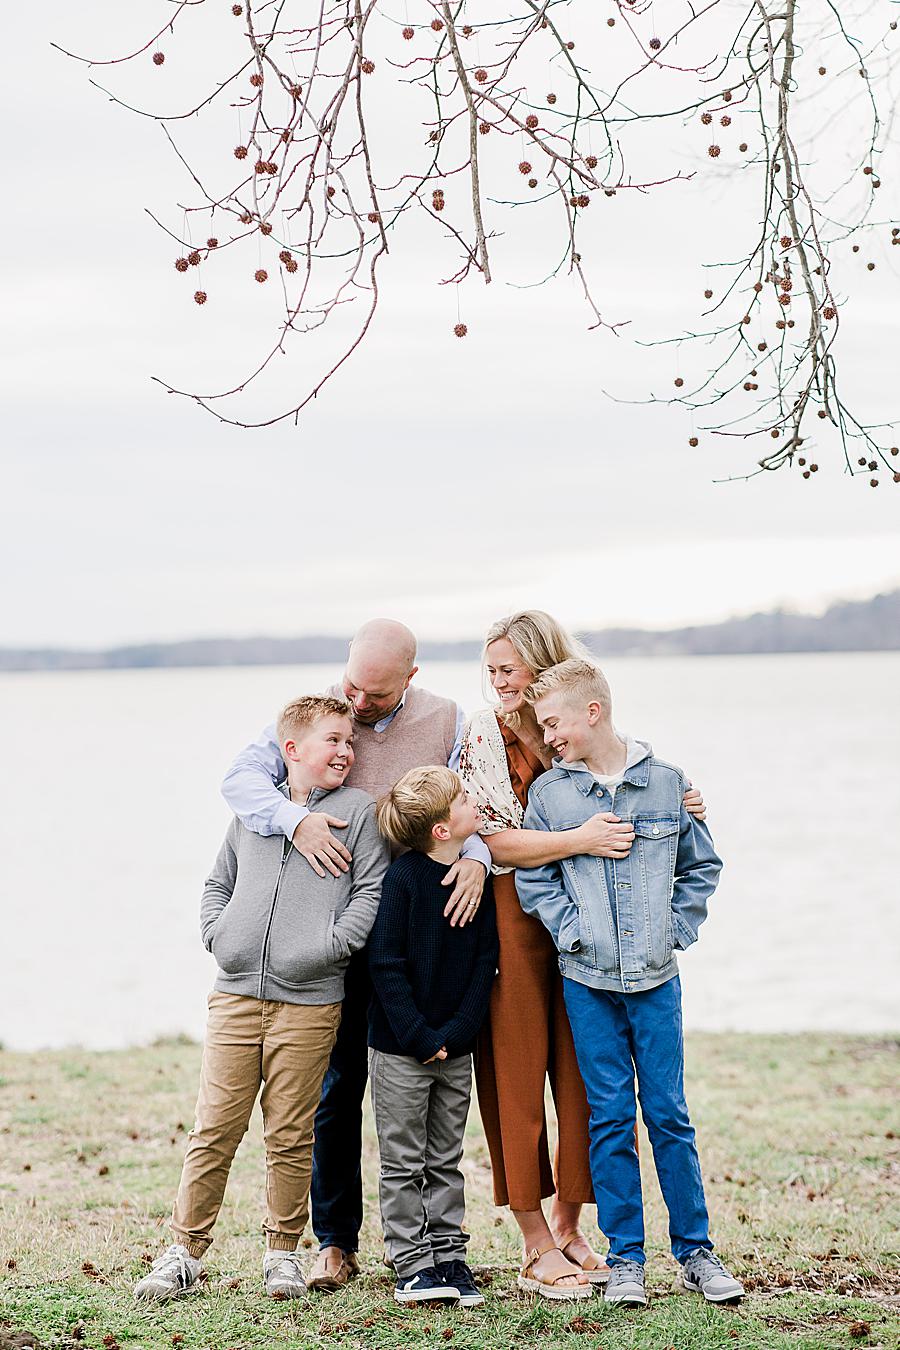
xmin=377 ymin=765 xmax=464 ymax=854
xmin=526 ymin=658 xmax=613 ymax=718
xmin=277 ymin=695 xmax=352 ymax=747
xmin=483 ymin=610 xmax=594 ymax=731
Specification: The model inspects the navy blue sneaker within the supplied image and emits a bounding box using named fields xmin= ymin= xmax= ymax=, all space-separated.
xmin=435 ymin=1259 xmax=485 ymax=1308
xmin=394 ymin=1266 xmax=460 ymax=1305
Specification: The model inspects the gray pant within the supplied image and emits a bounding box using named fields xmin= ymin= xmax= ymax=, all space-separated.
xmin=369 ymin=1049 xmax=472 ymax=1278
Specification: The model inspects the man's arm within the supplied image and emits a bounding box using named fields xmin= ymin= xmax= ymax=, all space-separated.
xmin=514 ymin=793 xmax=582 ymax=954
xmin=200 ymin=819 xmax=241 ymax=951
xmin=368 ymin=874 xmax=446 ymax=1063
xmin=331 ymin=804 xmax=391 ymax=958
xmin=670 ymin=798 xmax=723 ymax=950
xmin=222 ymin=723 xmax=352 ymax=877
xmin=221 ymin=723 xmax=306 ymax=839
xmin=447 ymin=703 xmax=466 ymax=772
xmin=441 ymin=703 xmax=491 ymax=923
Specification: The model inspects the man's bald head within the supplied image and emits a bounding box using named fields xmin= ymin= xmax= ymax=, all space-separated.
xmin=341 ymin=619 xmax=419 ymax=725
xmin=351 ymin=618 xmax=417 ymax=671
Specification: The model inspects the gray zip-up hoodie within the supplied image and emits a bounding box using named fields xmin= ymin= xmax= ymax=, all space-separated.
xmin=201 ymin=784 xmax=390 ymax=1005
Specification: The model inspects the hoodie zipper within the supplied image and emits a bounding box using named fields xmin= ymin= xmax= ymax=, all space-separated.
xmin=257 ymin=836 xmax=292 ymax=1001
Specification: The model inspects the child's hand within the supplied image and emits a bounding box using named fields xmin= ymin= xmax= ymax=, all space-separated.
xmin=683 ymin=785 xmax=706 ymax=820
xmin=576 ymin=812 xmax=635 ymax=859
xmin=424 ymin=1046 xmax=448 ymax=1063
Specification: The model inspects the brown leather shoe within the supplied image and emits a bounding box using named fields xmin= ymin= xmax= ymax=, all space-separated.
xmin=306 ymin=1246 xmax=360 ymax=1293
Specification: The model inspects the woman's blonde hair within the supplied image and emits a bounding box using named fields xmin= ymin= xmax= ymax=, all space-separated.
xmin=482 ymin=610 xmax=594 ymax=730
xmin=377 ymin=765 xmax=463 ymax=854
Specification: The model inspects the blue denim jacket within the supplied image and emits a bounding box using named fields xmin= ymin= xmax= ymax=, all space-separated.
xmin=515 ymin=746 xmax=722 ymax=994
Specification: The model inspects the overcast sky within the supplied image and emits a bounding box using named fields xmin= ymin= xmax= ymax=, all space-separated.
xmin=3 ymin=1 xmax=899 ymax=647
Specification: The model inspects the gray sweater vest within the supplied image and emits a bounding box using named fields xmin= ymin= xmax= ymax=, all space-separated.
xmin=325 ymin=683 xmax=459 ymax=801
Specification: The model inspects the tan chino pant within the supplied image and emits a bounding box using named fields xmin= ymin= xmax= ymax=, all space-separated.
xmin=171 ymin=991 xmax=341 ymax=1258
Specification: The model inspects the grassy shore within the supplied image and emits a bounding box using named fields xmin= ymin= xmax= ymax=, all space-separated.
xmin=1 ymin=1035 xmax=897 ymax=1350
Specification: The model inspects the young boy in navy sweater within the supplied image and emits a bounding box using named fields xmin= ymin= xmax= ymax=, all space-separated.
xmin=369 ymin=767 xmax=498 ymax=1307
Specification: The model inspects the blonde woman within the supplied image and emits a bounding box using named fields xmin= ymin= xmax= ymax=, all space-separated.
xmin=458 ymin=611 xmax=705 ymax=1300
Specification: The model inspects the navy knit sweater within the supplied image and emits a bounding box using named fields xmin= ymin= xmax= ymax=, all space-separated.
xmin=368 ymin=851 xmax=498 ymax=1063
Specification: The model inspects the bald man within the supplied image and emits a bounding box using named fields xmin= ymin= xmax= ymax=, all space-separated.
xmin=220 ymin=620 xmax=490 ymax=1287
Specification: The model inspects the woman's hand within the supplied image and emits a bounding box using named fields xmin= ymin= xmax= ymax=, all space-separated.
xmin=573 ymin=812 xmax=636 ymax=859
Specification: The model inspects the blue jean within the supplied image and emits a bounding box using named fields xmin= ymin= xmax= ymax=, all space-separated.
xmin=310 ymin=948 xmax=371 ymax=1252
xmin=562 ymin=974 xmax=712 ymax=1265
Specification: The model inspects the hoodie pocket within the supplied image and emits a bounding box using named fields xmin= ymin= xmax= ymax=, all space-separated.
xmin=209 ymin=898 xmax=262 ymax=977
xmin=265 ymin=908 xmax=340 ymax=988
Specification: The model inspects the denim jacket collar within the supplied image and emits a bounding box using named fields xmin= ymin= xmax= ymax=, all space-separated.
xmin=552 ymin=737 xmax=653 ymax=795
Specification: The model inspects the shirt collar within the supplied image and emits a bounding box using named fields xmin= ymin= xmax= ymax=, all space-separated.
xmin=371 ymin=693 xmax=406 ymax=734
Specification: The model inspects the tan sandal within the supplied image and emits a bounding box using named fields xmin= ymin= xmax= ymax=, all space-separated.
xmin=516 ymin=1244 xmax=594 ymax=1301
xmin=558 ymin=1233 xmax=611 ymax=1285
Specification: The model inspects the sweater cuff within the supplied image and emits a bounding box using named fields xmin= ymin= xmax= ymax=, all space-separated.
xmin=672 ymin=912 xmax=697 ymax=951
xmin=407 ymin=1025 xmax=447 ymax=1063
xmin=460 ymin=833 xmax=491 ymax=870
xmin=272 ymin=797 xmax=309 ymax=842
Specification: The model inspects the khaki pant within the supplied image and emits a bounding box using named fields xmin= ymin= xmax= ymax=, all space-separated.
xmin=172 ymin=991 xmax=341 ymax=1258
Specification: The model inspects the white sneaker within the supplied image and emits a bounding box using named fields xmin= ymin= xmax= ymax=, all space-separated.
xmin=263 ymin=1250 xmax=307 ymax=1299
xmin=134 ymin=1244 xmax=202 ymax=1302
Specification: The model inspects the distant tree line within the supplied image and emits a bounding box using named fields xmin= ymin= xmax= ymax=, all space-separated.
xmin=2 ymin=591 xmax=897 ymax=673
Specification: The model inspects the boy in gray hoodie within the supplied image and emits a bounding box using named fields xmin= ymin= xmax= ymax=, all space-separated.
xmin=135 ymin=696 xmax=389 ymax=1303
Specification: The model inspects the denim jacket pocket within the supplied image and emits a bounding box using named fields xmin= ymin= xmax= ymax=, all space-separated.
xmin=632 ymin=817 xmax=679 ymax=968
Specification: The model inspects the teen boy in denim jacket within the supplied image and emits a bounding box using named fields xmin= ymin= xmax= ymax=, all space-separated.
xmin=515 ymin=659 xmax=744 ymax=1309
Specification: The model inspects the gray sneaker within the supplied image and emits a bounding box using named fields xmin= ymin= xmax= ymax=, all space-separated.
xmin=263 ymin=1250 xmax=307 ymax=1299
xmin=681 ymin=1249 xmax=745 ymax=1303
xmin=603 ymin=1259 xmax=647 ymax=1306
xmin=134 ymin=1244 xmax=202 ymax=1302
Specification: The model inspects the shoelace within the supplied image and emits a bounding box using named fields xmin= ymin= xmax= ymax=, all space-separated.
xmin=610 ymin=1258 xmax=644 ymax=1282
xmin=268 ymin=1252 xmax=305 ymax=1280
xmin=687 ymin=1250 xmax=727 ymax=1275
xmin=152 ymin=1245 xmax=193 ymax=1287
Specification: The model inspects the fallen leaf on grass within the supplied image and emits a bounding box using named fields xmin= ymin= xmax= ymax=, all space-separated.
xmin=568 ymin=1317 xmax=605 ymax=1334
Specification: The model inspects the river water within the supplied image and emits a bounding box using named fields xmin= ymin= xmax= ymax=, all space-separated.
xmin=1 ymin=654 xmax=898 ymax=1050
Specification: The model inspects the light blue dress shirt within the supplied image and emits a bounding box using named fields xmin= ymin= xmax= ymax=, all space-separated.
xmin=221 ymin=696 xmax=491 ymax=869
